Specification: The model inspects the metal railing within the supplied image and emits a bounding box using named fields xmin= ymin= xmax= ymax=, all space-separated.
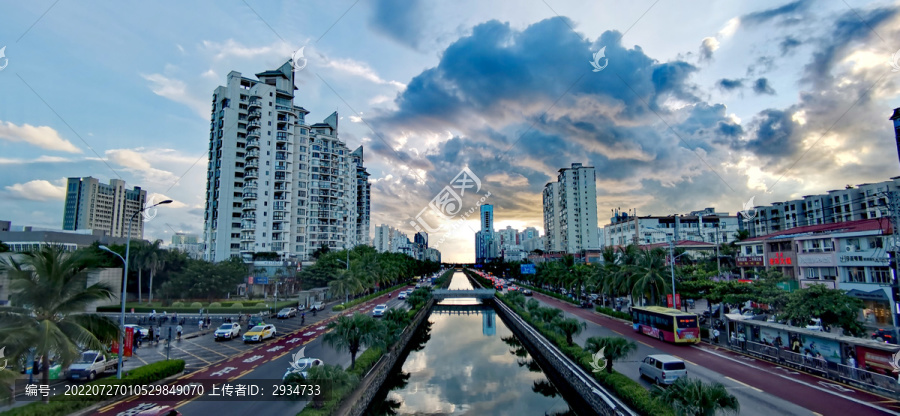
xmin=735 ymin=339 xmax=900 ymax=397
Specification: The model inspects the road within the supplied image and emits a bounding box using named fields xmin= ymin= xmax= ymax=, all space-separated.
xmin=531 ymin=292 xmax=900 ymax=416
xmin=97 ymin=290 xmax=411 ymax=416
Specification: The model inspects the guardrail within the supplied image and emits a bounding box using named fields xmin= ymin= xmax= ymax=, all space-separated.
xmin=736 ymin=339 xmax=900 ymax=398
xmin=495 ymin=299 xmax=638 ymax=416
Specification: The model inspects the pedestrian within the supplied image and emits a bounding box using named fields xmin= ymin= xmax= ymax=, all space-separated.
xmin=133 ymin=330 xmax=141 ymax=349
xmin=176 ymin=324 xmax=183 ymax=341
xmin=848 ymin=355 xmax=858 ymax=379
xmin=148 ymin=326 xmax=155 ymax=343
xmin=206 ymin=316 xmax=211 ymax=328
xmin=730 ymin=332 xmax=737 ymax=346
xmin=198 ymin=319 xmax=203 ymax=333
xmin=155 ymin=327 xmax=160 ymax=344
xmin=713 ymin=328 xmax=720 ymax=343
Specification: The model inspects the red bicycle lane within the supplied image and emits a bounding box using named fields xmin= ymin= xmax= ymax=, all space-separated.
xmin=534 ymin=292 xmax=900 ymax=416
xmin=96 ymin=294 xmax=393 ymax=415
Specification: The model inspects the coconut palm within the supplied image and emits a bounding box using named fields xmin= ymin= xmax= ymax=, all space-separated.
xmin=533 ymin=307 xmax=563 ymax=323
xmin=526 ymin=298 xmax=541 ymax=315
xmin=323 ymin=313 xmax=386 ymax=369
xmin=551 ymin=317 xmax=587 ymax=345
xmin=631 ymin=248 xmax=669 ymax=306
xmin=0 ymin=246 xmax=118 ymax=401
xmin=328 ymin=270 xmax=363 ymax=303
xmin=585 ymin=336 xmax=638 ymax=374
xmin=289 ymin=363 xmax=358 ymax=408
xmin=145 ymin=240 xmax=166 ymax=305
xmin=652 ymin=377 xmax=740 ymax=416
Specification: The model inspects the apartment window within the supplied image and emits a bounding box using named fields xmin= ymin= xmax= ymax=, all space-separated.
xmin=805 ymin=268 xmax=819 ymax=279
xmin=869 ymin=237 xmax=884 ymax=249
xmin=846 ymin=267 xmax=865 ymax=283
xmin=872 ymin=267 xmax=891 ymax=284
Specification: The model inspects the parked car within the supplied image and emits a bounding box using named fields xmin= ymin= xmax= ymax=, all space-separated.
xmin=296 ymin=304 xmax=306 ymax=311
xmin=283 ymin=357 xmax=324 ymax=380
xmin=522 ymin=289 xmax=533 ymax=296
xmin=214 ymin=323 xmax=241 ymax=341
xmin=580 ymin=300 xmax=593 ymax=308
xmin=249 ymin=316 xmax=265 ymax=327
xmin=67 ymin=351 xmax=117 ymax=382
xmin=124 ymin=324 xmax=149 ymax=339
xmin=872 ymin=328 xmax=897 ymax=344
xmin=310 ymin=302 xmax=325 ymax=312
xmin=278 ymin=307 xmax=298 ymax=319
xmin=741 ymin=310 xmax=766 ymax=321
xmin=398 ymin=291 xmax=408 ymax=300
xmin=638 ymin=354 xmax=687 ymax=385
xmin=243 ymin=324 xmax=276 ymax=343
xmin=372 ymin=304 xmax=388 ymax=317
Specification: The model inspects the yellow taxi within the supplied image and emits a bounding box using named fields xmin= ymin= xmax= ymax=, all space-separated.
xmin=242 ymin=324 xmax=276 ymax=343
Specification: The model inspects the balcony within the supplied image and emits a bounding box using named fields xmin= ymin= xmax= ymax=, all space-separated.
xmin=241 ymin=222 xmax=256 ymax=230
xmin=243 ymin=192 xmax=257 ymax=200
xmin=248 ymin=100 xmax=261 ymax=109
xmin=241 ymin=213 xmax=256 ymax=220
xmin=245 ymin=169 xmax=258 ymax=179
xmin=246 ymin=150 xmax=260 ymax=159
xmin=248 ymin=110 xmax=262 ymax=119
xmin=245 ymin=161 xmax=259 ymax=169
xmin=242 ymin=202 xmax=257 ymax=210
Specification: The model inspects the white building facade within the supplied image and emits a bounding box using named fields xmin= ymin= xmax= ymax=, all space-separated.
xmin=604 ymin=207 xmax=741 ymax=247
xmin=542 ymin=163 xmax=599 ymax=253
xmin=63 ymin=177 xmax=147 ymax=239
xmin=203 ymin=62 xmax=369 ymax=262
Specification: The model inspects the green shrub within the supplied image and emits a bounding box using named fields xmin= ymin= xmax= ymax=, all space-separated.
xmin=596 ymin=306 xmax=631 ymax=320
xmin=332 ymin=305 xmax=346 ymax=312
xmin=230 ymin=302 xmax=244 ymax=308
xmin=189 ymin=302 xmax=202 ymax=308
xmin=347 ymin=347 xmax=383 ymax=378
xmin=256 ymin=303 xmax=267 ymax=308
xmin=171 ymin=301 xmax=184 ymax=307
xmin=220 ymin=302 xmax=233 ymax=307
xmin=208 ymin=302 xmax=222 ymax=308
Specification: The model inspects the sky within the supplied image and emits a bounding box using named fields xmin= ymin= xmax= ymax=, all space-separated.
xmin=2 ymin=0 xmax=900 ymax=263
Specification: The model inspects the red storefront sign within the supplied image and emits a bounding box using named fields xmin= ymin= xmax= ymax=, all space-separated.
xmin=769 ymin=252 xmax=792 ymax=266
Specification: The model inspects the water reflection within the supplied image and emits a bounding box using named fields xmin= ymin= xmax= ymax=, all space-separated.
xmin=366 ymin=271 xmax=573 ymax=415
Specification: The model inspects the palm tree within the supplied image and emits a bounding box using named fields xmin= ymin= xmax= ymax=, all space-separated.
xmin=631 ymin=248 xmax=669 ymax=306
xmin=552 ymin=317 xmax=586 ymax=345
xmin=323 ymin=313 xmax=386 ymax=369
xmin=533 ymin=307 xmax=563 ymax=323
xmin=525 ymin=298 xmax=541 ymax=315
xmin=585 ymin=336 xmax=638 ymax=374
xmin=652 ymin=377 xmax=740 ymax=416
xmin=328 ymin=270 xmax=362 ymax=303
xmin=146 ymin=240 xmax=166 ymax=305
xmin=290 ymin=363 xmax=358 ymax=408
xmin=0 ymin=246 xmax=118 ymax=400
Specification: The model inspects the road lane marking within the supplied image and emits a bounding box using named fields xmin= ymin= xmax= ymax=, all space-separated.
xmin=700 ymin=348 xmax=900 ymax=415
xmin=636 ymin=340 xmax=652 ymax=348
xmin=725 ymin=376 xmax=762 ymax=392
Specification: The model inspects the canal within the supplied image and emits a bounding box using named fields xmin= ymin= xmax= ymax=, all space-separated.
xmin=366 ymin=271 xmax=576 ymax=415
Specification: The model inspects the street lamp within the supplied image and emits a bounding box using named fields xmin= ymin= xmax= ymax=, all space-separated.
xmin=103 ymin=199 xmax=171 ymax=379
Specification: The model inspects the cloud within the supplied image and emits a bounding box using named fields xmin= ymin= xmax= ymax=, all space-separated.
xmin=0 ymin=155 xmax=72 ymax=165
xmin=146 ymin=192 xmax=187 ymax=209
xmin=369 ymin=0 xmax=425 ymax=49
xmin=106 ymin=148 xmax=180 ymax=186
xmin=0 ymin=120 xmax=81 ymax=153
xmin=4 ymin=179 xmax=66 ymax=201
xmin=201 ymin=69 xmax=217 ymax=79
xmin=320 ymin=56 xmax=406 ymax=89
xmin=752 ymin=78 xmax=775 ymax=95
xmin=717 ymin=78 xmax=744 ymax=91
xmin=779 ymin=37 xmax=802 ymax=55
xmin=201 ymin=39 xmax=292 ymax=60
xmin=141 ymin=73 xmax=209 ymax=119
xmin=741 ymin=0 xmax=810 ymax=26
xmin=699 ymin=37 xmax=719 ymax=61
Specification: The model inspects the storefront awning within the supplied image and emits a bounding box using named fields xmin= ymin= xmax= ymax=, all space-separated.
xmin=846 ymin=289 xmax=889 ymax=302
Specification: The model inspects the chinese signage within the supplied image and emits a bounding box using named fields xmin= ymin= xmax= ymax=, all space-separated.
xmin=520 ymin=264 xmax=536 ymax=275
xmin=248 ymin=276 xmax=269 ymax=285
xmin=736 ymin=256 xmax=764 ymax=267
xmin=797 ymin=254 xmax=835 ymax=267
xmin=838 ymin=254 xmax=889 ymax=264
xmin=769 ymin=252 xmax=792 ymax=266
xmin=666 ymin=294 xmax=681 ymax=308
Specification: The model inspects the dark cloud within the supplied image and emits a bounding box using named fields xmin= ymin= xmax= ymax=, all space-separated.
xmin=753 ymin=78 xmax=776 ymax=95
xmin=368 ymin=0 xmax=425 ymax=49
xmin=742 ymin=0 xmax=810 ymax=26
xmin=779 ymin=37 xmax=802 ymax=55
xmin=743 ymin=109 xmax=798 ymax=160
xmin=717 ymin=78 xmax=744 ymax=91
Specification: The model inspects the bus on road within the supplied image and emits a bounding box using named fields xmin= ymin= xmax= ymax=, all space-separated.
xmin=632 ymin=306 xmax=700 ymax=344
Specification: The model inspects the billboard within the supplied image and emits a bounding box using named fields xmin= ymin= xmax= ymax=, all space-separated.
xmin=521 ymin=264 xmax=536 ymax=275
xmin=248 ymin=276 xmax=269 ymax=285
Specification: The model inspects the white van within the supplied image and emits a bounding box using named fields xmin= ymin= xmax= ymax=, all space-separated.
xmin=639 ymin=354 xmax=687 ymax=385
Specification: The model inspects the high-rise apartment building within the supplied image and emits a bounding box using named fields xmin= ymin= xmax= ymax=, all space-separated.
xmin=63 ymin=177 xmax=147 ymax=239
xmin=542 ymin=163 xmax=599 ymax=253
xmin=475 ymin=204 xmax=496 ymax=263
xmin=374 ymin=224 xmax=392 ymax=253
xmin=202 ymin=61 xmax=369 ymax=262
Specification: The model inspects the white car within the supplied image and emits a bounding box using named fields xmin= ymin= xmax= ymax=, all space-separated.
xmin=283 ymin=357 xmax=324 ymax=380
xmin=397 ymin=291 xmax=408 ymax=300
xmin=806 ymin=318 xmax=826 ymax=332
xmin=124 ymin=324 xmax=149 ymax=339
xmin=310 ymin=302 xmax=325 ymax=312
xmin=639 ymin=354 xmax=687 ymax=385
xmin=214 ymin=323 xmax=241 ymax=341
xmin=372 ymin=304 xmax=388 ymax=317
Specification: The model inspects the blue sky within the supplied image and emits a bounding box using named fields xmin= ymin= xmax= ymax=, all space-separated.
xmin=2 ymin=0 xmax=900 ymax=262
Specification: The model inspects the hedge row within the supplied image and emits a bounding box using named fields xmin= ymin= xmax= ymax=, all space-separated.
xmin=97 ymin=300 xmax=297 ymax=314
xmin=0 ymin=360 xmax=186 ymax=416
xmin=596 ymin=306 xmax=632 ymax=321
xmin=330 ymin=283 xmax=407 ymax=311
xmin=497 ymin=294 xmax=674 ymax=416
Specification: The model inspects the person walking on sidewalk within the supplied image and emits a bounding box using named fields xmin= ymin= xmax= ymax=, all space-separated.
xmin=176 ymin=324 xmax=183 ymax=341
xmin=148 ymin=326 xmax=155 ymax=344
xmin=713 ymin=328 xmax=720 ymax=343
xmin=198 ymin=319 xmax=203 ymax=333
